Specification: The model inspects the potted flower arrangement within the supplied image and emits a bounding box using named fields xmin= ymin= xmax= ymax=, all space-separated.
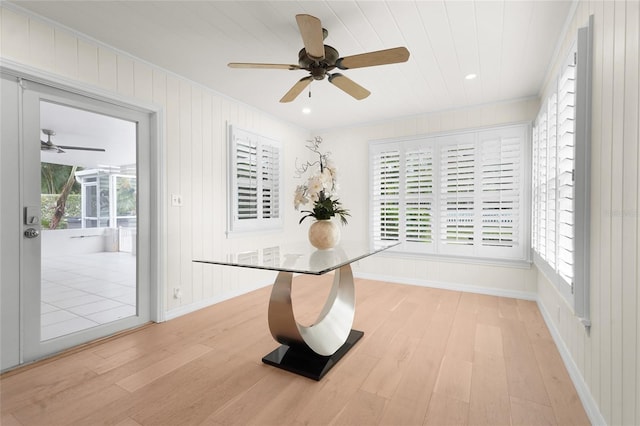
xmin=294 ymin=136 xmax=349 ymax=249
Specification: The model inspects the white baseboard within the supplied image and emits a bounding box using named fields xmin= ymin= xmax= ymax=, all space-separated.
xmin=353 ymin=271 xmax=537 ymax=301
xmin=164 ymin=279 xmax=273 ymax=321
xmin=536 ymin=301 xmax=606 ymax=426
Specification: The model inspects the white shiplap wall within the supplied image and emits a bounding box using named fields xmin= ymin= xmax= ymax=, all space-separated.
xmin=318 ymin=98 xmax=540 ymax=299
xmin=0 ymin=5 xmax=311 ymax=319
xmin=535 ymin=1 xmax=640 ymax=425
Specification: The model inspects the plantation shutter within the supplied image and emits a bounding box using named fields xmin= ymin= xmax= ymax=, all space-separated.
xmin=371 ymin=148 xmax=401 ymax=242
xmin=535 ymin=109 xmax=548 ymax=257
xmin=531 ymin=41 xmax=578 ymax=289
xmin=479 ymin=130 xmax=521 ymax=249
xmin=556 ymin=50 xmax=576 ymax=284
xmin=229 ymin=126 xmax=282 ymax=232
xmin=235 ymin=131 xmax=258 ymax=220
xmin=531 ymin=125 xmax=540 ymax=254
xmin=546 ymin=93 xmax=558 ymax=268
xmin=439 ymin=138 xmax=475 ymax=251
xmin=261 ymin=143 xmax=280 ymax=219
xmin=404 ymin=146 xmax=434 ymax=244
xmin=369 ymin=124 xmax=528 ymax=261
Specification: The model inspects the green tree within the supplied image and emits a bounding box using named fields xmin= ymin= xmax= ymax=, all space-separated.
xmin=41 ymin=163 xmax=80 ymax=194
xmin=49 ymin=165 xmax=78 ymax=230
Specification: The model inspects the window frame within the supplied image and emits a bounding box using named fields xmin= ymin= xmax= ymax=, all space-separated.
xmin=369 ymin=123 xmax=531 ymax=265
xmin=227 ymin=125 xmax=283 ymax=235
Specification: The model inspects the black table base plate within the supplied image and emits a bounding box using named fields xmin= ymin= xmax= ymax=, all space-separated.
xmin=262 ymin=329 xmax=364 ymax=381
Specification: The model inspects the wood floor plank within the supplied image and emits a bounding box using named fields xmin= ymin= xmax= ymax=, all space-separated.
xmin=244 ymin=375 xmax=316 ymax=426
xmin=0 ymin=364 xmax=98 ymax=414
xmin=380 ymin=396 xmax=428 ymax=426
xmin=357 ymin=299 xmax=419 ymax=359
xmin=500 ymin=316 xmax=552 ymax=407
xmin=114 ymin=417 xmax=144 ymax=426
xmin=468 ymin=351 xmax=511 ymax=426
xmin=424 ymin=392 xmax=469 ymax=426
xmin=0 ymin=413 xmax=22 ymax=426
xmin=532 ymin=339 xmax=592 ymax=426
xmin=474 ymin=323 xmax=503 ymax=356
xmin=131 ymin=349 xmax=271 ymax=426
xmin=115 ymin=344 xmax=212 ymax=392
xmin=293 ymin=351 xmax=379 ymax=425
xmin=516 ymin=299 xmax=554 ymax=342
xmin=0 ymin=279 xmax=590 ymax=426
xmin=330 ymin=389 xmax=387 ymax=426
xmin=13 ymin=384 xmax=128 ymax=425
xmin=498 ymin=296 xmax=520 ymax=320
xmin=433 ymin=356 xmax=473 ymax=403
xmin=510 ymin=395 xmax=557 ymax=426
xmin=444 ymin=309 xmax=476 ymax=363
xmin=360 ymin=333 xmax=418 ymax=398
xmin=201 ymin=370 xmax=298 ymax=425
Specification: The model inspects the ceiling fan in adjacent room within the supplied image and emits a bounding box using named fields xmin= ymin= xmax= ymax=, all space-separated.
xmin=40 ymin=129 xmax=106 ymax=153
xmin=228 ymin=14 xmax=410 ymax=103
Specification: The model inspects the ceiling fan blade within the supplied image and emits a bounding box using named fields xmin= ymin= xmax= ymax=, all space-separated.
xmin=296 ymin=14 xmax=325 ymax=60
xmin=336 ymin=47 xmax=410 ymax=70
xmin=328 ymin=73 xmax=370 ymax=100
xmin=41 ymin=140 xmax=64 ymax=153
xmin=57 ymin=145 xmax=106 ymax=152
xmin=280 ymin=76 xmax=313 ymax=103
xmin=228 ymin=62 xmax=300 ymax=70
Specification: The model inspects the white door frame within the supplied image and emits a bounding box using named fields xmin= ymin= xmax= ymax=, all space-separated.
xmin=1 ymin=60 xmax=165 ymax=368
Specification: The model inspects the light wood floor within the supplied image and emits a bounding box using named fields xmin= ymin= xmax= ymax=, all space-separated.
xmin=1 ymin=277 xmax=590 ymax=426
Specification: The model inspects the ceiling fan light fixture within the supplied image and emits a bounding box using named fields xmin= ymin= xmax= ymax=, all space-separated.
xmin=465 ymin=73 xmax=477 ymax=80
xmin=302 ymin=107 xmax=311 ymax=114
xmin=228 ymin=14 xmax=410 ymax=103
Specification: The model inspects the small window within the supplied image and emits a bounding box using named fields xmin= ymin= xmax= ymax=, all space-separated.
xmin=228 ymin=125 xmax=283 ymax=234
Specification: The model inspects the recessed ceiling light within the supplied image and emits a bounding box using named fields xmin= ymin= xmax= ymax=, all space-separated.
xmin=465 ymin=73 xmax=477 ymax=80
xmin=302 ymin=107 xmax=311 ymax=114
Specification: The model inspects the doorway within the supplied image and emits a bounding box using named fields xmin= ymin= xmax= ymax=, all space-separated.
xmin=39 ymin=101 xmax=139 ymax=341
xmin=1 ymin=75 xmax=157 ymax=367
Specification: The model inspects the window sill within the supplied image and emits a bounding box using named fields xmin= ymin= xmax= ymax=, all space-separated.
xmin=375 ymin=248 xmax=533 ymax=269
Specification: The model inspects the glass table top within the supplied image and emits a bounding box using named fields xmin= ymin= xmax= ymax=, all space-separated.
xmin=193 ymin=241 xmax=398 ymax=275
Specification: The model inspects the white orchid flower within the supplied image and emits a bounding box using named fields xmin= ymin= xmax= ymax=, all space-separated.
xmin=308 ymin=175 xmax=324 ymax=196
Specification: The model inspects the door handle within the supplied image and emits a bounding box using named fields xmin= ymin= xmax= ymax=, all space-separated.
xmin=24 ymin=228 xmax=40 ymax=239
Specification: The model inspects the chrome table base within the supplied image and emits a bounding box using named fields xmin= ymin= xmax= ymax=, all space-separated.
xmin=263 ymin=263 xmax=362 ymax=380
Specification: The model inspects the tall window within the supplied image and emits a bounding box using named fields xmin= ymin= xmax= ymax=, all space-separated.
xmin=370 ymin=124 xmax=529 ymax=262
xmin=228 ymin=126 xmax=282 ymax=233
xmin=531 ymin=19 xmax=592 ymax=323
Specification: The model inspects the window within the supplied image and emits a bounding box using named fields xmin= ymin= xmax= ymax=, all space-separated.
xmin=370 ymin=124 xmax=529 ymax=262
xmin=228 ymin=125 xmax=283 ymax=233
xmin=531 ymin=19 xmax=592 ymax=324
xmin=75 ymin=169 xmax=137 ymax=229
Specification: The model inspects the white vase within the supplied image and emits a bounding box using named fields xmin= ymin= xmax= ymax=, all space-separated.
xmin=308 ymin=219 xmax=341 ymax=250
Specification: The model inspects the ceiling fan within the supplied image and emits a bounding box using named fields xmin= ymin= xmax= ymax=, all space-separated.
xmin=228 ymin=14 xmax=410 ymax=103
xmin=40 ymin=129 xmax=106 ymax=153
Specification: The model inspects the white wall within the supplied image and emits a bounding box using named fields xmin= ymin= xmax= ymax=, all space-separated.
xmin=0 ymin=5 xmax=311 ymax=321
xmin=318 ymin=99 xmax=540 ymax=298
xmin=535 ymin=1 xmax=640 ymax=425
xmin=41 ymin=228 xmax=105 ymax=255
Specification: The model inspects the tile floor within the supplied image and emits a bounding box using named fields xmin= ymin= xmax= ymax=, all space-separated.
xmin=41 ymin=252 xmax=136 ymax=341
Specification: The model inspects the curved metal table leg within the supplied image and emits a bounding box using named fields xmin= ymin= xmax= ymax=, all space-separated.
xmin=262 ymin=264 xmax=364 ymax=380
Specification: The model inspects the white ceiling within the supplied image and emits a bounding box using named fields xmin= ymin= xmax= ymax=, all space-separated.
xmin=14 ymin=0 xmax=574 ymax=132
xmin=40 ymin=101 xmax=136 ymax=169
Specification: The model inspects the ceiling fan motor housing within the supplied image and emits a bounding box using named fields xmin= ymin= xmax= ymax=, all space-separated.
xmin=298 ymin=45 xmax=339 ymax=80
